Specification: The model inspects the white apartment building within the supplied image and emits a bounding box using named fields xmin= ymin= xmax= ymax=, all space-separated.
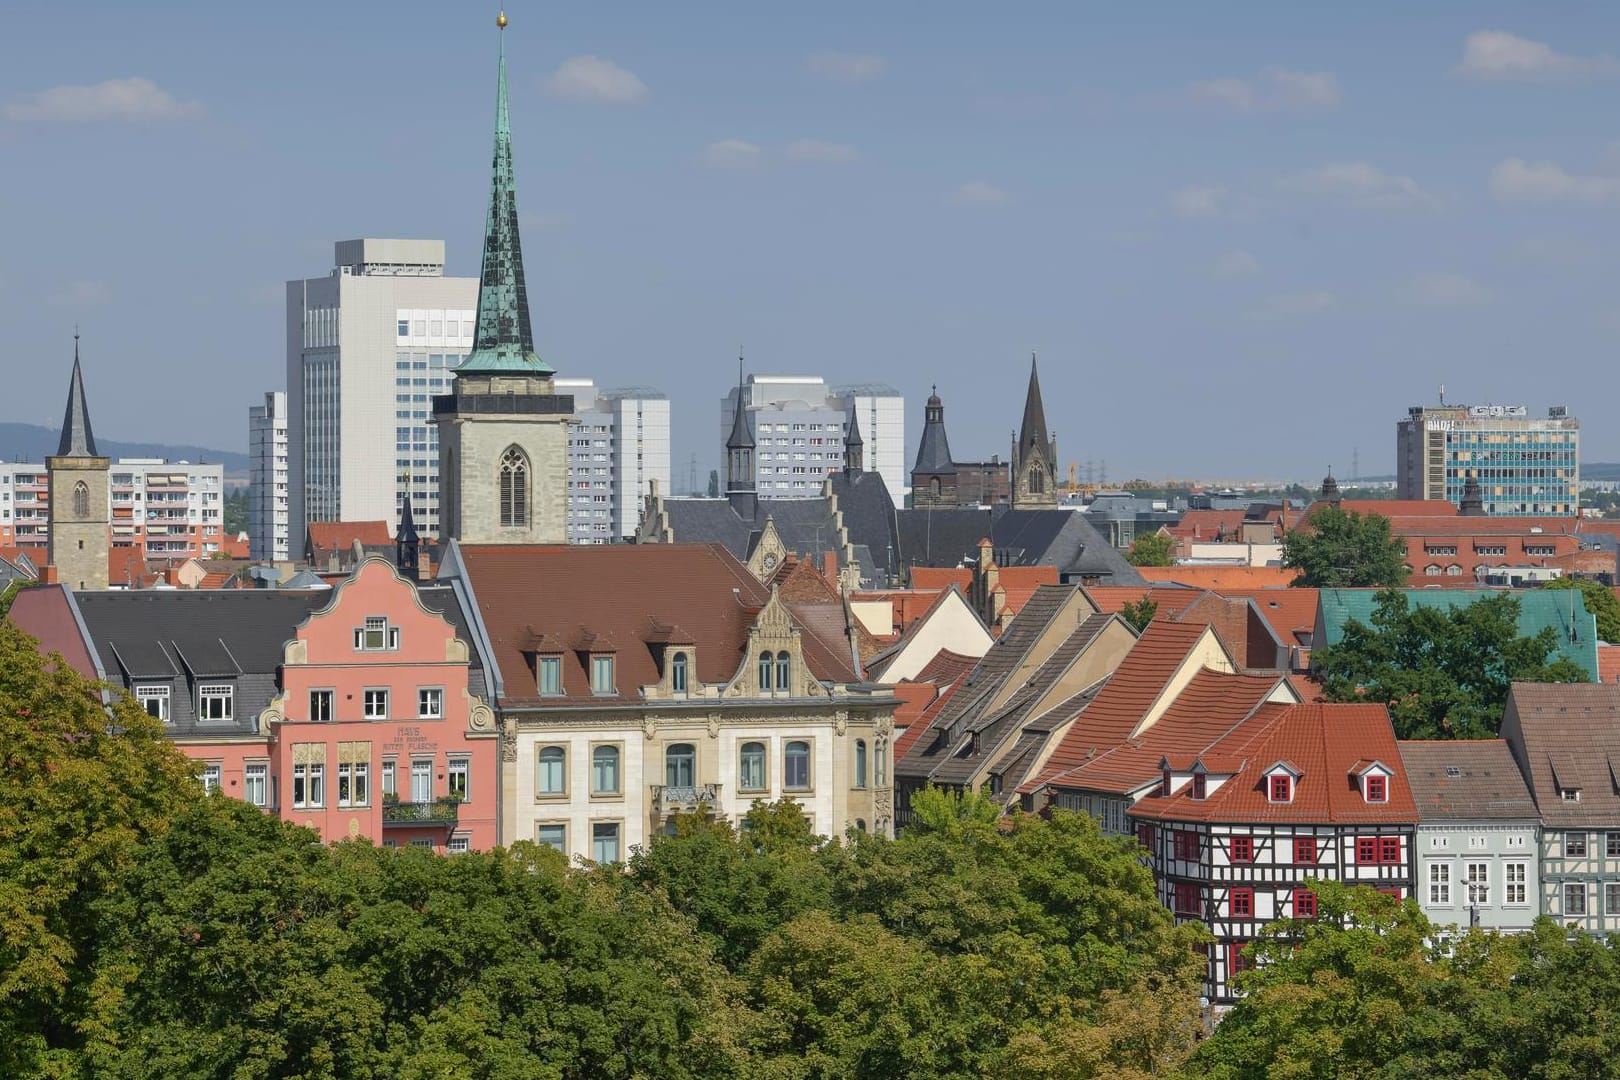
xmin=556 ymin=379 xmax=671 ymax=544
xmin=0 ymin=459 xmax=224 ymax=558
xmin=248 ymin=391 xmax=290 ymax=561
xmin=286 ymin=239 xmax=478 ymax=547
xmin=720 ymin=376 xmax=905 ymax=499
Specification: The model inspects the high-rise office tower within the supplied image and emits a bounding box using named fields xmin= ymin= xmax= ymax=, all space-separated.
xmin=285 ymin=238 xmax=478 ymax=548
xmin=1396 ymin=403 xmax=1579 ymax=516
xmin=556 ymin=379 xmax=670 ymax=543
xmin=719 ymin=375 xmax=904 ymax=498
xmin=248 ymin=390 xmax=290 ymax=561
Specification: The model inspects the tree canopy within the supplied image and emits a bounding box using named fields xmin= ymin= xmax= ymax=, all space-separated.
xmin=1312 ymin=589 xmax=1587 ymax=739
xmin=1282 ymin=506 xmax=1408 ymax=588
xmin=1126 ymin=532 xmax=1174 ymax=568
xmin=1546 ymin=576 xmax=1620 ymax=643
xmin=1121 ymin=595 xmax=1159 ymax=633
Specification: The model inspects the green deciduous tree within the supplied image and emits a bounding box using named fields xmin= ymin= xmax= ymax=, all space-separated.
xmin=1282 ymin=506 xmax=1408 ymax=588
xmin=1546 ymin=575 xmax=1620 ymax=643
xmin=1313 ymin=589 xmax=1587 ymax=739
xmin=1121 ymin=595 xmax=1158 ymax=633
xmin=1127 ymin=532 xmax=1174 ymax=568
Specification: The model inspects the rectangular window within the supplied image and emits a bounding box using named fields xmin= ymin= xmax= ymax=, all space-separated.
xmin=381 ymin=759 xmax=396 ymax=798
xmin=338 ymin=762 xmax=369 ymax=807
xmin=418 ymin=687 xmax=443 ymax=719
xmin=1229 ymin=836 xmax=1254 ymax=863
xmin=1566 ymin=833 xmax=1588 ymax=858
xmin=1608 ymin=833 xmax=1620 ymax=858
xmin=135 ymin=684 xmax=170 ymax=722
xmin=1173 ymin=881 xmax=1200 ymax=915
xmin=591 ymin=655 xmax=615 ymax=695
xmin=1607 ymin=883 xmax=1620 ymax=916
xmin=363 ymin=689 xmax=389 ymax=720
xmin=1269 ymin=774 xmax=1291 ymax=802
xmin=1136 ymin=822 xmax=1156 ymax=850
xmin=410 ymin=759 xmax=432 ymax=804
xmin=1294 ymin=836 xmax=1316 ymax=864
xmin=1230 ymin=887 xmax=1254 ymax=918
xmin=1380 ymin=837 xmax=1400 ymax=864
xmin=538 ymin=655 xmax=562 ymax=695
xmin=292 ymin=763 xmax=324 ymax=808
xmin=536 ymin=823 xmax=566 ymax=851
xmin=536 ymin=746 xmax=566 ymax=797
xmin=354 ymin=616 xmax=399 ymax=651
xmin=1365 ymin=774 xmax=1387 ymax=802
xmin=309 ymin=689 xmax=334 ymax=722
xmin=1505 ymin=862 xmax=1527 ymax=905
xmin=409 ymin=838 xmax=433 ymax=849
xmin=1565 ymin=882 xmax=1587 ymax=916
xmin=1429 ymin=862 xmax=1451 ymax=904
xmin=201 ymin=763 xmax=222 ymax=794
xmin=1465 ymin=862 xmax=1490 ymax=906
xmin=1294 ymin=889 xmax=1317 ymax=918
xmin=198 ymin=683 xmax=234 ymax=722
xmin=1229 ymin=941 xmax=1253 ymax=975
xmin=244 ymin=762 xmax=267 ymax=807
xmin=447 ymin=837 xmax=469 ymax=854
xmin=1190 ymin=772 xmax=1206 ymax=800
xmin=1174 ymin=831 xmax=1200 ymax=861
xmin=398 ymin=319 xmax=410 ymax=336
xmin=447 ymin=757 xmax=470 ymax=803
xmin=591 ymin=822 xmax=621 ymax=864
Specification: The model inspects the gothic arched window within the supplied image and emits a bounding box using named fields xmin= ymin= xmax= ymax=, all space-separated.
xmin=72 ymin=481 xmax=89 ymax=517
xmin=930 ymin=477 xmax=941 ymax=498
xmin=499 ymin=446 xmax=529 ymax=527
xmin=1028 ymin=466 xmax=1044 ymax=495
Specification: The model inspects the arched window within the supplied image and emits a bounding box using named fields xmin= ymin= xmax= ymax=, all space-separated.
xmin=855 ymin=819 xmax=867 ymax=833
xmin=670 ymin=651 xmax=688 ymax=693
xmin=536 ymin=745 xmax=565 ymax=796
xmin=854 ymin=739 xmax=868 ymax=789
xmin=784 ymin=740 xmax=811 ymax=791
xmin=591 ymin=744 xmax=620 ymax=795
xmin=739 ymin=741 xmax=767 ymax=792
xmin=1028 ymin=466 xmax=1044 ymax=494
xmin=758 ymin=651 xmax=774 ymax=692
xmin=929 ymin=477 xmax=941 ymax=498
xmin=874 ymin=735 xmax=887 ymax=786
xmin=499 ymin=445 xmax=529 ymax=527
xmin=775 ymin=651 xmax=791 ymax=693
xmin=71 ymin=481 xmax=89 ymax=517
xmin=666 ymin=742 xmax=696 ymax=788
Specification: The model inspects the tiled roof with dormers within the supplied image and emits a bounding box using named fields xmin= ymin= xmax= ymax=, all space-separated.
xmin=1396 ymin=739 xmax=1537 ymax=822
xmin=1501 ymin=682 xmax=1620 ymax=826
xmin=1129 ymin=703 xmax=1417 ymax=825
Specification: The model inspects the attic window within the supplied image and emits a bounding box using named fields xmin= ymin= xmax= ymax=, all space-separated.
xmin=1445 ymin=765 xmax=1461 ymax=779
xmin=1561 ymin=787 xmax=1581 ymax=803
xmin=1191 ymin=773 xmax=1207 ymax=800
xmin=1269 ymin=774 xmax=1293 ymax=803
xmin=354 ymin=616 xmax=399 ymax=652
xmin=1365 ymin=774 xmax=1387 ymax=803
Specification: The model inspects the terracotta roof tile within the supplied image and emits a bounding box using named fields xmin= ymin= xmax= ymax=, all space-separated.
xmin=909 ymin=566 xmax=971 ymax=591
xmin=1136 ymin=565 xmax=1297 ymax=589
xmin=308 ymin=520 xmax=391 ymax=553
xmin=1502 ymin=682 xmax=1620 ymax=825
xmin=1169 ymin=510 xmax=1248 ymax=542
xmin=1600 ymin=645 xmax=1620 ymax=685
xmin=1082 ymin=585 xmax=1207 ymax=620
xmin=1215 ymin=587 xmax=1320 ymax=646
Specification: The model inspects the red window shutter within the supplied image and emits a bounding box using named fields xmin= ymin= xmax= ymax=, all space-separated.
xmin=1366 ymin=774 xmax=1386 ymax=802
xmin=1229 ymin=941 xmax=1251 ymax=974
xmin=1191 ymin=773 xmax=1207 ymax=800
xmin=1294 ymin=889 xmax=1317 ymax=918
xmin=1231 ymin=887 xmax=1254 ymax=917
xmin=1230 ymin=836 xmax=1254 ymax=863
xmin=1270 ymin=774 xmax=1291 ymax=802
xmin=1357 ymin=837 xmax=1378 ymax=863
xmin=1380 ymin=837 xmax=1400 ymax=864
xmin=1377 ymin=886 xmax=1402 ymax=899
xmin=1137 ymin=822 xmax=1155 ymax=849
xmin=1294 ymin=836 xmax=1316 ymax=864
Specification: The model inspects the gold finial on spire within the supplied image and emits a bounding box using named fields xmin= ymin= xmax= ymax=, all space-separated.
xmin=497 ymin=10 xmax=507 ymax=28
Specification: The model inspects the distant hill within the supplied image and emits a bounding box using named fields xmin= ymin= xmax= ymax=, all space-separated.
xmin=0 ymin=422 xmax=248 ymax=474
xmin=1583 ymin=464 xmax=1620 ymax=482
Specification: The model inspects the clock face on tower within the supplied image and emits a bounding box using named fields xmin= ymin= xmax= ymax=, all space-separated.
xmin=763 ymin=552 xmax=778 ymax=570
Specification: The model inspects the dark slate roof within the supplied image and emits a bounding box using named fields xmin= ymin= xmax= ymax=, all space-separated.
xmin=829 ymin=470 xmax=901 ymax=585
xmin=1018 ymin=354 xmax=1050 ymax=458
xmin=1396 ymin=740 xmax=1538 ymax=822
xmin=912 ymin=414 xmax=955 ymax=474
xmin=57 ymin=349 xmax=99 ymax=458
xmin=896 ymin=507 xmax=1145 ymax=585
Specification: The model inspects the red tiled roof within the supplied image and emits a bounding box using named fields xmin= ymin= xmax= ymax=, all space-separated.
xmin=1388 ymin=516 xmax=1580 ymax=536
xmin=909 ymin=566 xmax=971 ymax=591
xmin=911 ymin=647 xmax=980 ymax=685
xmin=198 ymin=570 xmax=234 ymax=589
xmin=1130 ymin=703 xmax=1417 ymax=825
xmin=1301 ymin=499 xmax=1456 ymax=522
xmin=7 ymin=584 xmax=99 ymax=677
xmin=1082 ymin=585 xmax=1206 ymax=620
xmin=0 ymin=546 xmax=39 ymax=577
xmin=1216 ymin=587 xmax=1321 ymax=645
xmin=1547 ymin=549 xmax=1617 ymax=576
xmin=308 ymin=520 xmax=391 ymax=552
xmin=456 ymin=543 xmax=859 ymax=705
xmin=996 ymin=565 xmax=1061 ymax=616
xmin=893 ymin=674 xmax=968 ymax=760
xmin=1169 ymin=510 xmax=1248 ymax=541
xmin=1136 ymin=566 xmax=1298 ymax=589
xmin=1599 ymin=645 xmax=1620 ymax=685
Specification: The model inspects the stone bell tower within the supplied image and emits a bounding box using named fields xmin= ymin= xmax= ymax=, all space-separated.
xmin=47 ymin=335 xmax=110 ymax=590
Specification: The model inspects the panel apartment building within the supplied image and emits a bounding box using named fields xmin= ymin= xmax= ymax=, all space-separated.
xmin=286 ymin=239 xmax=478 ymax=548
xmin=0 ymin=459 xmax=225 ymax=558
xmin=248 ymin=391 xmax=290 ymax=561
xmin=1396 ymin=403 xmax=1580 ymax=516
xmin=719 ymin=375 xmax=905 ymax=499
xmin=555 ymin=379 xmax=670 ymax=544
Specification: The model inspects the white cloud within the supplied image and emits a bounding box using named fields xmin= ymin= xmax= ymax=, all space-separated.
xmin=4 ymin=77 xmax=200 ymax=124
xmin=1190 ymin=69 xmax=1339 ymax=112
xmin=705 ymin=138 xmax=761 ymax=168
xmin=1212 ymin=250 xmax=1261 ymax=279
xmin=785 ymin=139 xmax=858 ymax=164
xmin=1490 ymin=157 xmax=1620 ymax=207
xmin=807 ymin=52 xmax=886 ymax=83
xmin=1456 ymin=30 xmax=1616 ymax=82
xmin=1278 ymin=161 xmax=1439 ymax=210
xmin=1405 ymin=272 xmax=1493 ymax=307
xmin=543 ymin=55 xmax=647 ymax=104
xmin=948 ymin=181 xmax=1008 ymax=207
xmin=1169 ymin=185 xmax=1225 ymax=219
xmin=1248 ymin=290 xmax=1336 ymax=321
xmin=49 ymin=281 xmax=111 ymax=308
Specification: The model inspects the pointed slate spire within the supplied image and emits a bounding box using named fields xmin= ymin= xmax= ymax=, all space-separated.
xmin=726 ymin=357 xmax=755 ymax=452
xmin=843 ymin=398 xmax=864 ymax=473
xmin=396 ymin=477 xmax=421 ymax=581
xmin=457 ymin=14 xmax=552 ymax=376
xmin=56 ymin=333 xmax=99 ymax=458
xmin=1018 ymin=352 xmax=1050 ymax=458
xmin=912 ymin=384 xmax=955 ymax=474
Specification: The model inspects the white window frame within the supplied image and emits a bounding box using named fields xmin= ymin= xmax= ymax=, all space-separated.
xmin=591 ymin=821 xmax=622 ymax=864
xmin=292 ymin=762 xmax=325 ymax=809
xmin=197 ymin=683 xmax=234 ymax=722
xmin=410 ymin=758 xmax=433 ymax=804
xmin=1505 ymin=862 xmax=1528 ymax=905
xmin=244 ymin=762 xmax=268 ymax=807
xmin=1565 ymin=882 xmax=1587 ymax=916
xmin=447 ymin=757 xmax=470 ymax=803
xmin=309 ymin=688 xmax=334 ymax=722
xmin=201 ymin=762 xmax=222 ymax=794
xmin=363 ymin=688 xmax=389 ymax=720
xmin=1465 ymin=861 xmax=1490 ymax=906
xmin=1428 ymin=862 xmax=1451 ymax=905
xmin=338 ymin=762 xmax=370 ymax=808
xmin=537 ymin=655 xmax=563 ymax=695
xmin=135 ymin=684 xmax=170 ymax=722
xmin=418 ymin=687 xmax=443 ymax=720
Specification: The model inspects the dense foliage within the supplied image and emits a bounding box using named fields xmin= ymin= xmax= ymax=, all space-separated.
xmin=1126 ymin=532 xmax=1174 ymax=568
xmin=1282 ymin=506 xmax=1409 ymax=588
xmin=1121 ymin=594 xmax=1159 ymax=632
xmin=1545 ymin=576 xmax=1620 ymax=643
xmin=1313 ymin=588 xmax=1586 ymax=739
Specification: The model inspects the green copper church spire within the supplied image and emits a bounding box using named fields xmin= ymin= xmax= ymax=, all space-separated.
xmin=457 ymin=12 xmax=553 ymax=375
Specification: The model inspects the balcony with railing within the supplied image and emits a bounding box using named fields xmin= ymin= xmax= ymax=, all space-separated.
xmin=381 ymin=795 xmax=461 ymax=828
xmin=649 ymin=783 xmax=721 ymax=815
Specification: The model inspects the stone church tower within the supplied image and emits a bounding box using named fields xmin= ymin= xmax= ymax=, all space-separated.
xmin=435 ymin=15 xmax=573 ymax=545
xmin=1011 ymin=354 xmax=1057 ymax=508
xmin=47 ymin=336 xmax=110 ymax=590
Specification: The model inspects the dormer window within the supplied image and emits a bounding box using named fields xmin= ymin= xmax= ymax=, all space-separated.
xmin=354 ymin=616 xmax=399 ymax=652
xmin=1365 ymin=774 xmax=1387 ymax=803
xmin=1269 ymin=774 xmax=1292 ymax=803
xmin=537 ymin=655 xmax=563 ymax=696
xmin=1191 ymin=772 xmax=1207 ymax=800
xmin=590 ymin=655 xmax=615 ymax=695
xmin=1561 ymin=787 xmax=1581 ymax=803
xmin=1161 ymin=768 xmax=1172 ymax=797
xmin=670 ymin=651 xmax=689 ymax=694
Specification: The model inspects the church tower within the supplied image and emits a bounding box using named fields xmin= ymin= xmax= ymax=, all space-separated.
xmin=47 ymin=335 xmax=110 ymax=590
xmin=842 ymin=399 xmax=864 ymax=474
xmin=910 ymin=387 xmax=958 ymax=508
xmin=724 ymin=362 xmax=757 ymax=519
xmin=434 ymin=13 xmax=573 ymax=544
xmin=1010 ymin=353 xmax=1057 ymax=508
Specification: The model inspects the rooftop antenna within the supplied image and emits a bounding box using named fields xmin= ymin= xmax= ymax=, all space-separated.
xmin=1439 ymin=383 xmax=1446 ymax=407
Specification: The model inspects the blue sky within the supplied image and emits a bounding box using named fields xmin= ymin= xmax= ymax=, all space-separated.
xmin=3 ymin=1 xmax=1618 ymax=483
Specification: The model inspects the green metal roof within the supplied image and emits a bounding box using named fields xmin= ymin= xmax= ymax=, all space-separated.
xmin=1316 ymin=588 xmax=1599 ymax=681
xmin=456 ymin=28 xmax=553 ymax=377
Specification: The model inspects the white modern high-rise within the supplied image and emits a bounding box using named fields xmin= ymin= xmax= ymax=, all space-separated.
xmin=719 ymin=375 xmax=905 ymax=498
xmin=248 ymin=391 xmax=290 ymax=561
xmin=286 ymin=239 xmax=478 ymax=548
xmin=556 ymin=378 xmax=671 ymax=543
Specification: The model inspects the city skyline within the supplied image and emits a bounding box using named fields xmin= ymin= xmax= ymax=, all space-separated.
xmin=4 ymin=2 xmax=1620 ymax=482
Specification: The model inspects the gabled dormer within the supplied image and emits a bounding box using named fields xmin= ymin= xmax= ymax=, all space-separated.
xmin=1190 ymin=754 xmax=1243 ymax=800
xmin=726 ymin=586 xmax=826 ymax=699
xmin=643 ymin=619 xmax=698 ymax=698
xmin=1262 ymin=760 xmax=1302 ymax=804
xmin=1349 ymin=759 xmax=1394 ymax=804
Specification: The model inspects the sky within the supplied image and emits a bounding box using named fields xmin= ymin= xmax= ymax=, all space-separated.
xmin=3 ymin=1 xmax=1619 ymax=485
